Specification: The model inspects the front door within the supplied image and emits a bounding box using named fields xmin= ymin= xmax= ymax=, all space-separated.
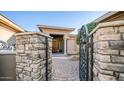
xmin=52 ymin=40 xmax=59 ymax=53
xmin=50 ymin=34 xmax=64 ymax=53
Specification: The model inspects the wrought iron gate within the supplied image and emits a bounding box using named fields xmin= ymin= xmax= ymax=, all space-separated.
xmin=79 ymin=26 xmax=93 ymax=81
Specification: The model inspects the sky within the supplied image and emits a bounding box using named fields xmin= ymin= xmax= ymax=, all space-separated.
xmin=0 ymin=11 xmax=107 ymax=34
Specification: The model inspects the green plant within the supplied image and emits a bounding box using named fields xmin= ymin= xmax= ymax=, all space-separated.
xmin=76 ymin=22 xmax=98 ymax=45
xmin=76 ymin=31 xmax=80 ymax=45
xmin=86 ymin=22 xmax=98 ymax=33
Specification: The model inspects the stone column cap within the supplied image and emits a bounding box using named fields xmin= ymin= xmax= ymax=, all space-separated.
xmin=89 ymin=20 xmax=124 ymax=36
xmin=15 ymin=32 xmax=53 ymax=39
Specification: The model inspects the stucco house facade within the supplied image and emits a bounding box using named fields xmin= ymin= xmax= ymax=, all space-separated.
xmin=0 ymin=14 xmax=24 ymax=46
xmin=0 ymin=14 xmax=79 ymax=55
xmin=37 ymin=25 xmax=79 ymax=55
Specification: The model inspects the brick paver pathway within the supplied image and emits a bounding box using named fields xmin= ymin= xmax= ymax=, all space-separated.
xmin=52 ymin=54 xmax=79 ymax=81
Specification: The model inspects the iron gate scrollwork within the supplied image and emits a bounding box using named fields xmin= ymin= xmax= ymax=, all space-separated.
xmin=79 ymin=24 xmax=94 ymax=81
xmin=79 ymin=25 xmax=89 ymax=81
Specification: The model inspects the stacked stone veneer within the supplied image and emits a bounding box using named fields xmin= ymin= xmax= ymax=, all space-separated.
xmin=92 ymin=21 xmax=124 ymax=81
xmin=15 ymin=32 xmax=52 ymax=81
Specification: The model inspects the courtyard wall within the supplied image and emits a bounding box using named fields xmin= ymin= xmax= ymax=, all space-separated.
xmin=15 ymin=32 xmax=52 ymax=81
xmin=91 ymin=21 xmax=124 ymax=80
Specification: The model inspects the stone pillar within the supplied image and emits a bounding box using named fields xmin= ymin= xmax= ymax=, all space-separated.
xmin=92 ymin=21 xmax=124 ymax=81
xmin=64 ymin=38 xmax=67 ymax=55
xmin=15 ymin=32 xmax=52 ymax=81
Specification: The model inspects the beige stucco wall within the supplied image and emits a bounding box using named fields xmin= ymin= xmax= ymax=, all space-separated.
xmin=42 ymin=28 xmax=71 ymax=35
xmin=40 ymin=27 xmax=79 ymax=54
xmin=67 ymin=37 xmax=79 ymax=54
xmin=0 ymin=25 xmax=15 ymax=42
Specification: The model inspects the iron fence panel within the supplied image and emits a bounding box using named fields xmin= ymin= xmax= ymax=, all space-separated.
xmin=79 ymin=26 xmax=93 ymax=81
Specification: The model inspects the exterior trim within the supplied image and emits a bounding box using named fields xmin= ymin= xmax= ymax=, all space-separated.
xmin=93 ymin=11 xmax=119 ymax=23
xmin=0 ymin=14 xmax=25 ymax=32
xmin=37 ymin=24 xmax=75 ymax=31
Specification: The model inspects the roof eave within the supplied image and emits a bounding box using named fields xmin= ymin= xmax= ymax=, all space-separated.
xmin=0 ymin=14 xmax=25 ymax=32
xmin=93 ymin=11 xmax=119 ymax=23
xmin=37 ymin=25 xmax=75 ymax=31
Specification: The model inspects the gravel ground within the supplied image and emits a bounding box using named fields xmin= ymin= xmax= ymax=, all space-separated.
xmin=52 ymin=54 xmax=79 ymax=81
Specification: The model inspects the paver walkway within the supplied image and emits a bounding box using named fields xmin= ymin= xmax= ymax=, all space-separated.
xmin=52 ymin=54 xmax=79 ymax=81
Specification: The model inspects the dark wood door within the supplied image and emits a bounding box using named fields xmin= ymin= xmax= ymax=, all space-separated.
xmin=52 ymin=40 xmax=59 ymax=53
